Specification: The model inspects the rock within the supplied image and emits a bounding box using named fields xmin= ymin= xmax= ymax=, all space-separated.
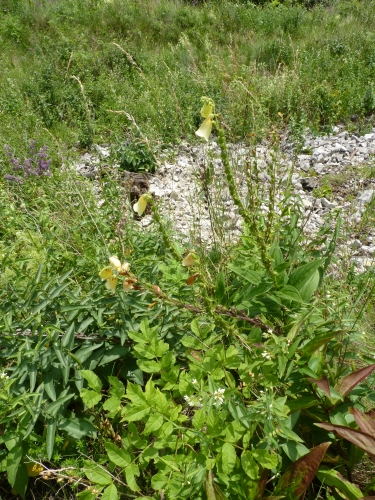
xmin=358 ymin=189 xmax=375 ymax=205
xmin=320 ymin=197 xmax=335 ymax=209
xmin=301 ymin=177 xmax=319 ymax=192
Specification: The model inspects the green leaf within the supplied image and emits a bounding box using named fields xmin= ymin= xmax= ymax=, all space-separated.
xmin=46 ymin=417 xmax=56 ymax=460
xmin=83 ymin=461 xmax=112 ymax=485
xmin=58 ymin=418 xmax=97 ymax=440
xmin=151 ymin=473 xmax=168 ymax=490
xmin=316 ymin=468 xmax=363 ymax=500
xmin=136 ymin=359 xmax=161 ymax=373
xmin=80 ymin=370 xmax=102 ymax=392
xmin=252 ymin=449 xmax=279 ymax=469
xmin=108 ymin=377 xmax=125 ymax=399
xmin=80 ymin=388 xmax=103 ymax=408
xmin=276 ymin=285 xmax=304 ymax=303
xmin=125 ymin=463 xmax=140 ymax=492
xmin=99 ymin=346 xmax=129 ymax=366
xmin=121 ymin=404 xmax=150 ymax=422
xmin=103 ymin=397 xmax=122 ymax=415
xmin=43 ymin=371 xmax=56 ymax=402
xmin=7 ymin=444 xmax=28 ymax=497
xmin=143 ymin=413 xmax=163 ymax=435
xmin=215 ymin=271 xmax=226 ymax=304
xmin=77 ymin=487 xmax=103 ymax=500
xmin=241 ymin=451 xmax=259 ymax=479
xmin=126 ymin=382 xmax=147 ymax=406
xmin=61 ymin=323 xmax=75 ymax=350
xmin=142 ymin=448 xmax=158 ymax=463
xmin=221 ymin=442 xmax=236 ymax=475
xmin=288 ymin=259 xmax=324 ymax=302
xmin=192 ymin=409 xmax=206 ymax=430
xmin=105 ymin=442 xmax=131 ymax=468
xmin=46 ymin=393 xmax=74 ymax=417
xmin=101 ymin=483 xmax=119 ymax=500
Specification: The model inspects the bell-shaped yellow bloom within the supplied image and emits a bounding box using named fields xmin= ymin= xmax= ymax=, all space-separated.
xmin=105 ymin=276 xmax=118 ymax=291
xmin=182 ymin=252 xmax=198 ymax=267
xmin=99 ymin=266 xmax=113 ymax=279
xmin=123 ymin=277 xmax=136 ymax=292
xmin=27 ymin=463 xmax=44 ymax=477
xmin=201 ymin=102 xmax=213 ymax=118
xmin=133 ymin=194 xmax=148 ymax=216
xmin=195 ymin=117 xmax=213 ymax=142
xmin=120 ymin=262 xmax=130 ymax=273
xmin=109 ymin=256 xmax=122 ymax=271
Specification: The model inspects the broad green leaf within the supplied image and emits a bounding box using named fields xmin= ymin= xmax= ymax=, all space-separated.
xmin=281 ymin=442 xmax=309 ymax=462
xmin=75 ymin=344 xmax=103 ymax=363
xmin=192 ymin=409 xmax=206 ymax=430
xmin=276 ymin=285 xmax=304 ymax=303
xmin=7 ymin=444 xmax=28 ymax=498
xmin=99 ymin=346 xmax=129 ymax=366
xmin=126 ymin=382 xmax=147 ymax=406
xmin=105 ymin=442 xmax=131 ymax=467
xmin=58 ymin=418 xmax=97 ymax=440
xmin=80 ymin=370 xmax=102 ymax=393
xmin=137 ymin=359 xmax=161 ymax=373
xmin=143 ymin=413 xmax=163 ymax=435
xmin=76 ymin=487 xmax=103 ymax=500
xmin=151 ymin=473 xmax=168 ymax=490
xmin=108 ymin=377 xmax=125 ymax=399
xmin=103 ymin=397 xmax=122 ymax=415
xmin=252 ymin=449 xmax=279 ymax=469
xmin=80 ymin=388 xmax=103 ymax=408
xmin=125 ymin=463 xmax=140 ymax=492
xmin=155 ymin=389 xmax=169 ymax=414
xmin=83 ymin=461 xmax=112 ymax=485
xmin=288 ymin=259 xmax=324 ymax=302
xmin=221 ymin=442 xmax=236 ymax=475
xmin=101 ymin=483 xmax=119 ymax=500
xmin=121 ymin=404 xmax=150 ymax=422
xmin=316 ymin=468 xmax=363 ymax=500
xmin=142 ymin=448 xmax=158 ymax=463
xmin=241 ymin=451 xmax=259 ymax=479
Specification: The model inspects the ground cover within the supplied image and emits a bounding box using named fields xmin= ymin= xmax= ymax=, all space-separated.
xmin=2 ymin=1 xmax=375 ymax=499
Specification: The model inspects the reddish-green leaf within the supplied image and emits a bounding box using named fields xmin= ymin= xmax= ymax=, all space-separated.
xmin=274 ymin=442 xmax=331 ymax=499
xmin=316 ymin=422 xmax=375 ymax=459
xmin=350 ymin=407 xmax=375 ymax=437
xmin=254 ymin=468 xmax=269 ymax=500
xmin=335 ymin=364 xmax=375 ymax=397
xmin=309 ymin=377 xmax=331 ymax=398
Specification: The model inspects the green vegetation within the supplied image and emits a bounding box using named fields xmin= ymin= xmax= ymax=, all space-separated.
xmin=2 ymin=0 xmax=375 ymax=499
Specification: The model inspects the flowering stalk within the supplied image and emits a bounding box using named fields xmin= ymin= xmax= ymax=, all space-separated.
xmin=150 ymin=204 xmax=181 ymax=261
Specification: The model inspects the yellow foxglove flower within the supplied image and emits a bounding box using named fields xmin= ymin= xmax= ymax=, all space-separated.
xmin=201 ymin=102 xmax=213 ymax=118
xmin=123 ymin=278 xmax=136 ymax=292
xmin=182 ymin=252 xmax=198 ymax=267
xmin=120 ymin=262 xmax=130 ymax=273
xmin=133 ymin=194 xmax=148 ymax=216
xmin=99 ymin=266 xmax=113 ymax=279
xmin=109 ymin=255 xmax=122 ymax=271
xmin=27 ymin=463 xmax=44 ymax=477
xmin=105 ymin=276 xmax=118 ymax=291
xmin=195 ymin=116 xmax=213 ymax=142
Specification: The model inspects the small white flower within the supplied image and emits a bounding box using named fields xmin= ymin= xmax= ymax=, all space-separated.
xmin=192 ymin=379 xmax=198 ymax=384
xmin=0 ymin=372 xmax=8 ymax=379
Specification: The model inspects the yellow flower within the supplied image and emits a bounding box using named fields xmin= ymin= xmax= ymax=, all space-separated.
xmin=196 ymin=97 xmax=215 ymax=142
xmin=26 ymin=463 xmax=44 ymax=477
xmin=123 ymin=277 xmax=137 ymax=292
xmin=105 ymin=276 xmax=118 ymax=291
xmin=133 ymin=194 xmax=148 ymax=216
xmin=120 ymin=262 xmax=130 ymax=273
xmin=99 ymin=266 xmax=113 ymax=279
xmin=109 ymin=256 xmax=122 ymax=271
xmin=201 ymin=102 xmax=213 ymax=118
xmin=182 ymin=252 xmax=198 ymax=267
